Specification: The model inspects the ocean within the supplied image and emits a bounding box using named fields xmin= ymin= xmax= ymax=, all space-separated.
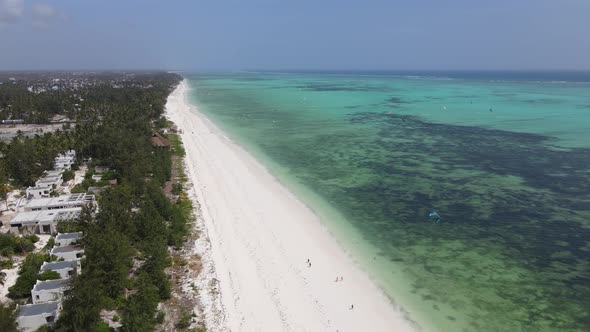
xmin=185 ymin=71 xmax=590 ymax=332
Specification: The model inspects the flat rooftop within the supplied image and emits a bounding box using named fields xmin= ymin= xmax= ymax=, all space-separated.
xmin=18 ymin=301 xmax=60 ymax=317
xmin=33 ymin=278 xmax=69 ymax=291
xmin=51 ymin=245 xmax=83 ymax=254
xmin=35 ymin=178 xmax=61 ymax=187
xmin=24 ymin=194 xmax=95 ymax=210
xmin=55 ymin=232 xmax=83 ymax=240
xmin=43 ymin=170 xmax=63 ymax=177
xmin=41 ymin=260 xmax=77 ymax=271
xmin=11 ymin=208 xmax=82 ymax=225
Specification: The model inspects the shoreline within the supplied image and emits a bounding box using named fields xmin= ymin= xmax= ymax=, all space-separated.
xmin=165 ymin=80 xmax=419 ymax=331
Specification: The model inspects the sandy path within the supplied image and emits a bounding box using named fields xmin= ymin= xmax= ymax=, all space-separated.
xmin=166 ymin=80 xmax=417 ymax=332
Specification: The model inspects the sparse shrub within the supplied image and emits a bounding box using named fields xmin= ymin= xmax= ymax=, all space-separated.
xmin=172 ymin=183 xmax=183 ymax=195
xmin=62 ymin=169 xmax=75 ymax=182
xmin=175 ymin=310 xmax=191 ymax=329
xmin=38 ymin=270 xmax=61 ymax=281
xmin=0 ymin=259 xmax=13 ymax=269
xmin=155 ymin=311 xmax=165 ymax=324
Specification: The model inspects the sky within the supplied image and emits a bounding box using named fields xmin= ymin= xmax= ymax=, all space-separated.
xmin=1 ymin=0 xmax=590 ymax=71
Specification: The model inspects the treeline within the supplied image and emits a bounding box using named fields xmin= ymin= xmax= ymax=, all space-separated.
xmin=3 ymin=72 xmax=191 ymax=331
xmin=57 ymin=73 xmax=187 ymax=331
xmin=0 ymin=72 xmax=180 ymax=188
xmin=0 ymin=83 xmax=74 ymax=123
xmin=0 ymin=131 xmax=75 ymax=187
xmin=0 ymin=72 xmax=179 ymax=123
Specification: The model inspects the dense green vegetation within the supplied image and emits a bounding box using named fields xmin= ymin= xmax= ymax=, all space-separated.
xmin=0 ymin=72 xmax=189 ymax=331
xmin=56 ymin=149 xmax=188 ymax=330
xmin=0 ymin=72 xmax=180 ymax=187
xmin=0 ymin=303 xmax=18 ymax=332
xmin=0 ymin=132 xmax=72 ymax=187
xmin=61 ymin=169 xmax=74 ymax=182
xmin=8 ymin=253 xmax=50 ymax=299
xmin=4 ymin=72 xmax=195 ymax=331
xmin=0 ymin=234 xmax=38 ymax=256
xmin=0 ymin=72 xmax=178 ymax=123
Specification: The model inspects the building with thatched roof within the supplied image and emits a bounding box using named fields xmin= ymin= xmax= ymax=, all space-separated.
xmin=150 ymin=132 xmax=171 ymax=148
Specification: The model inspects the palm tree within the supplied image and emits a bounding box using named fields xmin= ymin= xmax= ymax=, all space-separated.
xmin=0 ymin=183 xmax=11 ymax=211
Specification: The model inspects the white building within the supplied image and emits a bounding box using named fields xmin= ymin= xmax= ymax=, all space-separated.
xmin=23 ymin=194 xmax=95 ymax=212
xmin=51 ymin=245 xmax=84 ymax=261
xmin=94 ymin=166 xmax=109 ymax=174
xmin=54 ymin=150 xmax=76 ymax=170
xmin=16 ymin=301 xmax=61 ymax=332
xmin=31 ymin=279 xmax=69 ymax=304
xmin=26 ymin=186 xmax=52 ymax=199
xmin=26 ymin=171 xmax=63 ymax=197
xmin=40 ymin=260 xmax=78 ymax=279
xmin=10 ymin=207 xmax=82 ymax=235
xmin=34 ymin=170 xmax=64 ymax=187
xmin=42 ymin=170 xmax=64 ymax=178
xmin=55 ymin=232 xmax=83 ymax=246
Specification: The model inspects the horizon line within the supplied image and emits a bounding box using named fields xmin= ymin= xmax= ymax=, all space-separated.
xmin=2 ymin=68 xmax=590 ymax=73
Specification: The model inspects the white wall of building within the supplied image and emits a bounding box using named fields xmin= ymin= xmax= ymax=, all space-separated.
xmin=26 ymin=187 xmax=52 ymax=199
xmin=55 ymin=233 xmax=82 ymax=246
xmin=31 ymin=289 xmax=63 ymax=304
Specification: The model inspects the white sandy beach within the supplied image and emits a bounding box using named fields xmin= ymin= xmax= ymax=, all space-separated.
xmin=165 ymin=80 xmax=417 ymax=332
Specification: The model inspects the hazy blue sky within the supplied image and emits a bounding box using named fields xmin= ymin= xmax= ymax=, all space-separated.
xmin=1 ymin=0 xmax=589 ymax=70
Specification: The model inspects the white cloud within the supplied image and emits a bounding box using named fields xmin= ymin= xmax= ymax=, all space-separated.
xmin=32 ymin=3 xmax=56 ymax=18
xmin=31 ymin=3 xmax=64 ymax=28
xmin=0 ymin=0 xmax=24 ymax=24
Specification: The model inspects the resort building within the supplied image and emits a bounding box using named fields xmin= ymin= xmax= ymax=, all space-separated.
xmin=26 ymin=170 xmax=64 ymax=198
xmin=54 ymin=150 xmax=76 ymax=170
xmin=94 ymin=166 xmax=109 ymax=174
xmin=45 ymin=170 xmax=64 ymax=177
xmin=22 ymin=193 xmax=95 ymax=212
xmin=31 ymin=279 xmax=69 ymax=304
xmin=55 ymin=232 xmax=83 ymax=246
xmin=25 ymin=186 xmax=52 ymax=199
xmin=9 ymin=207 xmax=82 ymax=235
xmin=16 ymin=301 xmax=61 ymax=332
xmin=1 ymin=119 xmax=25 ymax=125
xmin=39 ymin=260 xmax=78 ymax=279
xmin=35 ymin=173 xmax=63 ymax=189
xmin=50 ymin=245 xmax=84 ymax=261
xmin=87 ymin=186 xmax=103 ymax=195
xmin=150 ymin=132 xmax=171 ymax=149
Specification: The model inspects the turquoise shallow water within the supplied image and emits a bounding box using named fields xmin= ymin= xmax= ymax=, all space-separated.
xmin=186 ymin=72 xmax=590 ymax=332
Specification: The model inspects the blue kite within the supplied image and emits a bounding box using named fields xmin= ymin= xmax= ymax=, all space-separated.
xmin=429 ymin=211 xmax=442 ymax=224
